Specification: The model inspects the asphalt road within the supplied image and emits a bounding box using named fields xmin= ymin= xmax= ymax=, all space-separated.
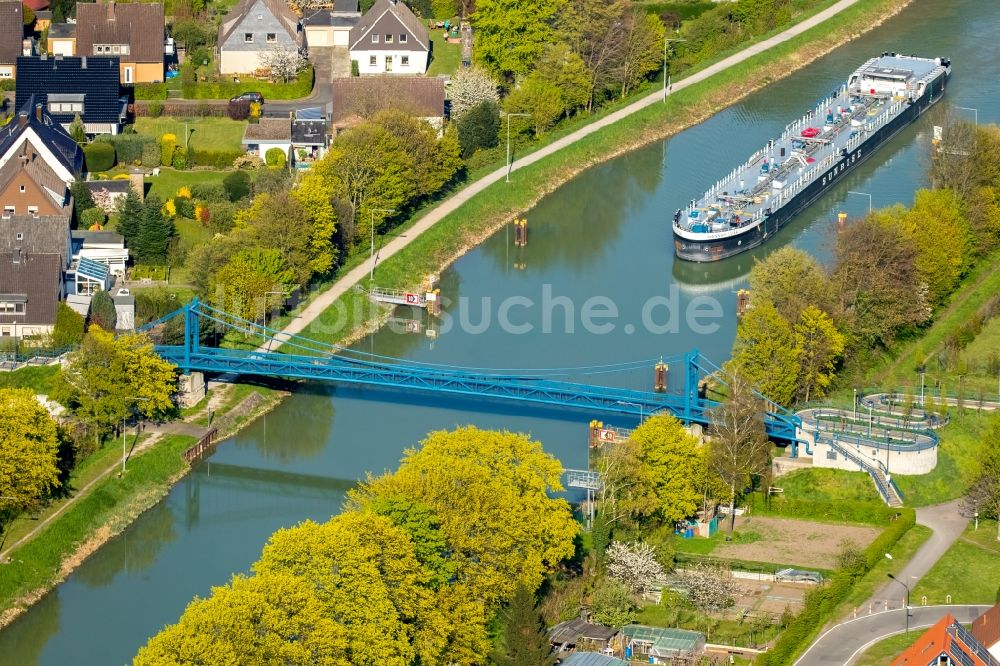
xmin=263 ymin=46 xmax=335 ymax=116
xmin=795 ymin=605 xmax=991 ymax=665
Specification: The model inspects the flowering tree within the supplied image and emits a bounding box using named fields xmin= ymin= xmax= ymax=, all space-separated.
xmin=606 ymin=540 xmax=664 ymax=594
xmin=448 ymin=67 xmax=500 ymax=119
xmin=679 ymin=563 xmax=740 ymax=613
xmin=259 ymin=45 xmax=306 ymax=82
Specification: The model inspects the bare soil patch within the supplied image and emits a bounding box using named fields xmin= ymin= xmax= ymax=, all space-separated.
xmin=715 ymin=516 xmax=880 ymax=569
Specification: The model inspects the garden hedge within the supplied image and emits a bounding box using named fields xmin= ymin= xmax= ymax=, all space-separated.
xmin=192 ymin=149 xmax=244 ymax=169
xmin=83 ymin=142 xmax=116 ymax=173
xmin=181 ymin=67 xmax=314 ymax=100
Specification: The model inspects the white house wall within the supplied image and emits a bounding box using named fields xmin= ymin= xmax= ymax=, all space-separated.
xmin=351 ymin=49 xmax=427 ymax=74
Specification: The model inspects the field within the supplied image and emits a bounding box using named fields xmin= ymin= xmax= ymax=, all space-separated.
xmin=913 ymin=519 xmax=1000 ymax=604
xmin=133 ymin=117 xmax=247 ymax=152
xmin=144 ymin=168 xmax=229 ymax=201
xmin=428 ymin=33 xmax=462 ymax=77
xmin=710 ymin=516 xmax=880 ymax=570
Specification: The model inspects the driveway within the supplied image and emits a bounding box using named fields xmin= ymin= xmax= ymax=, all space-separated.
xmin=794 ymin=605 xmax=991 ymax=665
xmin=264 ymin=46 xmax=334 ymax=116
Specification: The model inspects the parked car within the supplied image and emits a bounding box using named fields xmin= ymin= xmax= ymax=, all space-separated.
xmin=230 ymin=92 xmax=264 ymax=105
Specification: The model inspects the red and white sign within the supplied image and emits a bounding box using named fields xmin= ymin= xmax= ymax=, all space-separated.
xmin=598 ymin=429 xmax=616 ymax=443
xmin=405 ymin=293 xmax=421 ymax=305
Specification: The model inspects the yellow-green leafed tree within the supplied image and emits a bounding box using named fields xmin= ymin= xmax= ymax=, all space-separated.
xmin=349 ymin=427 xmax=578 ymax=609
xmin=254 ymin=512 xmax=483 ymax=666
xmin=794 ymin=305 xmax=846 ymax=403
xmin=896 ymin=189 xmax=972 ymax=306
xmin=54 ymin=326 xmax=176 ymax=443
xmin=630 ymin=413 xmax=708 ymax=525
xmin=0 ymin=388 xmax=61 ymax=514
xmin=728 ymin=301 xmax=800 ymax=407
xmin=291 ymin=173 xmax=339 ymax=276
xmin=134 ymin=572 xmax=351 ymax=666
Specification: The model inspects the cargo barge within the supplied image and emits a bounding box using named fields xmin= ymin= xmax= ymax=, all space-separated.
xmin=672 ymin=53 xmax=951 ymax=262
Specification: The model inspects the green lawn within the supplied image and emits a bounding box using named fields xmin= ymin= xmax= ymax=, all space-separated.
xmin=133 ymin=117 xmax=247 ymax=152
xmin=0 ymin=365 xmax=59 ymax=393
xmin=777 ymin=468 xmax=882 ymax=503
xmin=893 ymin=410 xmax=998 ymax=506
xmin=428 ymin=32 xmax=462 ymax=77
xmin=913 ymin=520 xmax=1000 ymax=605
xmin=144 ymin=168 xmax=229 ymax=201
xmin=854 ymin=631 xmax=921 ymax=666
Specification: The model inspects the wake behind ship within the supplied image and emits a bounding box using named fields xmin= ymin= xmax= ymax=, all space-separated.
xmin=672 ymin=53 xmax=951 ymax=262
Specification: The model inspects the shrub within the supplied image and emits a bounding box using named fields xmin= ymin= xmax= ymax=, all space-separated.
xmin=232 ymin=153 xmax=264 ymax=170
xmin=457 ymin=100 xmax=501 ymax=158
xmin=135 ymin=84 xmax=167 ymax=101
xmin=97 ymin=134 xmax=156 ymax=165
xmin=264 ymin=147 xmax=286 ymax=168
xmin=351 ymin=59 xmax=359 ymax=77
xmin=80 ymin=207 xmax=107 ymax=229
xmin=172 ymin=146 xmax=189 ymax=170
xmin=223 ymin=170 xmax=251 ymax=201
xmin=83 ymin=142 xmax=116 ymax=172
xmin=148 ymin=100 xmax=164 ymax=117
xmin=141 ymin=141 xmax=161 ymax=167
xmin=183 ymin=67 xmax=314 ymax=100
xmin=227 ymin=99 xmax=250 ymax=120
xmin=249 ymin=102 xmax=261 ymax=121
xmin=52 ymin=303 xmax=86 ymax=348
xmin=160 ymin=133 xmax=177 ymax=166
xmin=191 ymin=149 xmax=244 ymax=169
xmin=191 ymin=183 xmax=229 ymax=202
xmin=175 ymin=196 xmax=196 ymax=218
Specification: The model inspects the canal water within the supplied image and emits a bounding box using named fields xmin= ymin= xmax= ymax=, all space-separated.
xmin=3 ymin=1 xmax=998 ymax=662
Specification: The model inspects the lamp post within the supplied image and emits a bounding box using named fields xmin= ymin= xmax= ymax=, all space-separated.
xmin=121 ymin=397 xmax=150 ymax=475
xmin=616 ymin=400 xmax=644 ymax=425
xmin=263 ymin=291 xmax=290 ymax=352
xmin=662 ymin=38 xmax=686 ymax=102
xmin=502 ymin=112 xmax=529 ymax=183
xmin=887 ymin=572 xmax=911 ymax=633
xmin=848 ymin=190 xmax=872 ymax=215
xmin=954 ymin=105 xmax=979 ymax=125
xmin=853 ymin=388 xmax=858 ymax=422
xmin=370 ymin=208 xmax=397 ymax=281
xmin=867 ymin=399 xmax=874 ymax=436
xmin=920 ymin=371 xmax=926 ymax=407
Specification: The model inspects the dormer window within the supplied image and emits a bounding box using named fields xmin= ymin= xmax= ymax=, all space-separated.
xmin=371 ymin=33 xmax=379 ymax=43
xmin=244 ymin=33 xmax=253 ymax=42
xmin=385 ymin=34 xmax=393 ymax=43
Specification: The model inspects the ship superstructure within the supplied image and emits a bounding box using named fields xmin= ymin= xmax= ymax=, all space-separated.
xmin=673 ymin=53 xmax=951 ymax=262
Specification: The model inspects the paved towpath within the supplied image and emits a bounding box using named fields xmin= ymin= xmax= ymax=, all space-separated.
xmin=261 ymin=0 xmax=863 ymax=351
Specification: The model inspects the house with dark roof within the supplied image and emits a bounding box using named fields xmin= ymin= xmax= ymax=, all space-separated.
xmin=0 ymin=251 xmax=64 ymax=338
xmin=75 ymin=1 xmax=166 ymax=84
xmin=0 ymin=215 xmax=72 ymax=267
xmin=892 ymin=613 xmax=1000 ymax=666
xmin=291 ymin=107 xmax=328 ymax=165
xmin=549 ymin=617 xmax=620 ymax=654
xmin=0 ymin=1 xmax=28 ymax=81
xmin=303 ymin=0 xmax=360 ymax=48
xmin=329 ymin=75 xmax=444 ymax=133
xmin=0 ymin=96 xmax=83 ymax=182
xmin=973 ymin=603 xmax=1000 ymax=661
xmin=15 ymin=55 xmax=125 ymax=135
xmin=349 ymin=0 xmax=429 ymax=75
xmin=217 ymin=0 xmax=302 ymax=75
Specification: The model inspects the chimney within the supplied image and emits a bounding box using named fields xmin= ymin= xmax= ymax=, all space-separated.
xmin=17 ymin=111 xmax=28 ymax=128
xmin=81 ymin=56 xmax=87 ymax=69
xmin=35 ymin=103 xmax=42 ymax=122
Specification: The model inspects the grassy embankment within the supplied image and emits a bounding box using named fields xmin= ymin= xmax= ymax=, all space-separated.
xmin=0 ymin=372 xmax=284 ymax=627
xmin=854 ymin=632 xmax=921 ymax=666
xmin=913 ymin=519 xmax=1000 ymax=604
xmin=254 ymin=0 xmax=914 ymax=350
xmin=0 ymin=434 xmax=196 ymax=626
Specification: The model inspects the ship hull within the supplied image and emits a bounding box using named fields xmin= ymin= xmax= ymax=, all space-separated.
xmin=673 ymin=74 xmax=948 ymax=262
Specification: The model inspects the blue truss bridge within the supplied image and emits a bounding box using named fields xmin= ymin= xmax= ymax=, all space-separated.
xmin=141 ymin=299 xmax=802 ymax=445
